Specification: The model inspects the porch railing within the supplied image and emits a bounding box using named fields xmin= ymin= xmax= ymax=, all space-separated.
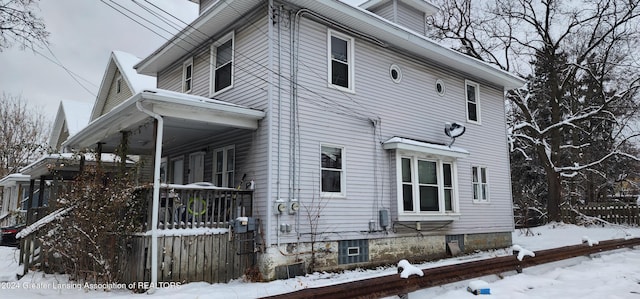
xmin=141 ymin=184 xmax=253 ymax=230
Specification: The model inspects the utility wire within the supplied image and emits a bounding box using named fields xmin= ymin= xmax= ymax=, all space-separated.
xmin=8 ymin=35 xmax=98 ymax=97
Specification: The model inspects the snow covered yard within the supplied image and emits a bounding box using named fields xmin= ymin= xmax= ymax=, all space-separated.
xmin=1 ymin=223 xmax=640 ymax=299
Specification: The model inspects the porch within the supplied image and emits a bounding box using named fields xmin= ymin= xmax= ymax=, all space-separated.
xmin=121 ymin=184 xmax=256 ymax=285
xmin=58 ymin=88 xmax=265 ymax=286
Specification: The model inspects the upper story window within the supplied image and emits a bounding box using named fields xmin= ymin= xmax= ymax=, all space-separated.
xmin=116 ymin=76 xmax=122 ymax=94
xmin=321 ymin=144 xmax=345 ymax=197
xmin=211 ymin=32 xmax=234 ymax=95
xmin=214 ymin=145 xmax=235 ymax=188
xmin=465 ymin=80 xmax=480 ymax=123
xmin=472 ymin=166 xmax=489 ymax=202
xmin=182 ymin=58 xmax=193 ymax=93
xmin=328 ymin=30 xmax=354 ymax=92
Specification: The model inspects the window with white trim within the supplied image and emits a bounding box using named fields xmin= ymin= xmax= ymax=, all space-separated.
xmin=328 ymin=30 xmax=354 ymax=91
xmin=214 ymin=145 xmax=235 ymax=188
xmin=211 ymin=32 xmax=234 ymax=95
xmin=321 ymin=145 xmax=345 ymax=196
xmin=472 ymin=166 xmax=489 ymax=202
xmin=182 ymin=58 xmax=193 ymax=93
xmin=384 ymin=137 xmax=467 ymax=221
xmin=400 ymin=156 xmax=456 ymax=214
xmin=465 ymin=80 xmax=480 ymax=123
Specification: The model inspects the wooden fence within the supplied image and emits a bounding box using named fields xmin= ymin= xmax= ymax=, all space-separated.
xmin=560 ymin=204 xmax=639 ymax=225
xmin=120 ymin=232 xmax=256 ymax=285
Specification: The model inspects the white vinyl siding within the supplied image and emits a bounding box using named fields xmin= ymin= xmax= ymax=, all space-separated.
xmin=327 ymin=30 xmax=354 ymax=92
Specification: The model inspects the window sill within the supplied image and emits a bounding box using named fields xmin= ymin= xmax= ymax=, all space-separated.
xmin=320 ymin=193 xmax=346 ymax=199
xmin=473 ymin=200 xmax=490 ymax=204
xmin=327 ymin=83 xmax=355 ymax=94
xmin=397 ymin=213 xmax=461 ymax=222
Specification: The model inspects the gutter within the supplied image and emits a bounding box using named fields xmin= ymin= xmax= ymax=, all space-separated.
xmin=135 ymin=100 xmax=163 ymax=294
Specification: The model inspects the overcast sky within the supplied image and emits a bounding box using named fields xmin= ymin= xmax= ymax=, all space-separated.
xmin=0 ymin=0 xmax=365 ymax=123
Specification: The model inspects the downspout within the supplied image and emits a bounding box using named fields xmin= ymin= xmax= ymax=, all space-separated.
xmin=135 ymin=100 xmax=163 ymax=293
xmin=266 ymin=0 xmax=275 ymax=247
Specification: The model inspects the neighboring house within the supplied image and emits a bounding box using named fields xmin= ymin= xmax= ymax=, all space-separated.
xmin=0 ymin=174 xmax=30 ymax=227
xmin=62 ymin=0 xmax=525 ymax=284
xmin=49 ymin=100 xmax=93 ymax=151
xmin=17 ymin=51 xmax=151 ymax=272
xmin=0 ymin=100 xmax=93 ymax=228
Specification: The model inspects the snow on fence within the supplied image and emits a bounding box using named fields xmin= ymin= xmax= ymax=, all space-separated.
xmin=560 ymin=204 xmax=639 ymax=226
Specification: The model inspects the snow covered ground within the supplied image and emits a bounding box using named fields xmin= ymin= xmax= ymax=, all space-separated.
xmin=1 ymin=223 xmax=639 ymax=298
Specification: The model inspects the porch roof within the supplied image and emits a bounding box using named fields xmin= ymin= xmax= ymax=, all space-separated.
xmin=62 ymin=89 xmax=266 ymax=154
xmin=19 ymin=153 xmax=133 ymax=179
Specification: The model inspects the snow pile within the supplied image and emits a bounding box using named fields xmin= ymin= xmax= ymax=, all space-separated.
xmin=0 ymin=247 xmax=22 ymax=282
xmin=397 ymin=259 xmax=424 ymax=278
xmin=582 ymin=236 xmax=599 ymax=246
xmin=512 ymin=244 xmax=535 ymax=261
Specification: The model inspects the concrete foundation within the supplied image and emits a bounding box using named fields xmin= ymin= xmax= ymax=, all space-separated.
xmin=258 ymin=231 xmax=512 ymax=281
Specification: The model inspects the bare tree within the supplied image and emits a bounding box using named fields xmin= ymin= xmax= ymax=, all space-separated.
xmin=428 ymin=0 xmax=640 ymax=222
xmin=0 ymin=93 xmax=49 ymax=177
xmin=0 ymin=0 xmax=48 ymax=51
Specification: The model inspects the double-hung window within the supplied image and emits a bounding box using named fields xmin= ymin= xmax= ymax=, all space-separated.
xmin=214 ymin=145 xmax=235 ymax=188
xmin=211 ymin=32 xmax=234 ymax=95
xmin=321 ymin=145 xmax=345 ymax=197
xmin=472 ymin=166 xmax=489 ymax=202
xmin=182 ymin=58 xmax=193 ymax=93
xmin=465 ymin=80 xmax=480 ymax=123
xmin=328 ymin=30 xmax=354 ymax=92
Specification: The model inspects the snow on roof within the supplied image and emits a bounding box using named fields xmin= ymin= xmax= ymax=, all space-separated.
xmin=20 ymin=153 xmax=133 ymax=175
xmin=112 ymin=51 xmax=156 ymax=94
xmin=383 ymin=136 xmax=469 ymax=157
xmin=142 ymin=88 xmax=246 ymax=109
xmin=16 ymin=207 xmax=72 ymax=239
xmin=61 ymin=100 xmax=93 ymax=136
xmin=90 ymin=51 xmax=157 ymax=121
xmin=0 ymin=173 xmax=30 ymax=186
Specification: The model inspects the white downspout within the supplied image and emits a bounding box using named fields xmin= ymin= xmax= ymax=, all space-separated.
xmin=266 ymin=0 xmax=275 ymax=247
xmin=136 ymin=100 xmax=163 ymax=293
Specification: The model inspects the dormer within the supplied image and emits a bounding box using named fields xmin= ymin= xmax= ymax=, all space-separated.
xmin=359 ymin=0 xmax=438 ymax=35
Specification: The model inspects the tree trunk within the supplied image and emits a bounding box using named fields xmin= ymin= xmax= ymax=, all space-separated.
xmin=547 ymin=171 xmax=562 ymax=222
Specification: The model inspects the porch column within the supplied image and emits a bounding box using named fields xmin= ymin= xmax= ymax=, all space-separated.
xmin=135 ymin=100 xmax=163 ymax=292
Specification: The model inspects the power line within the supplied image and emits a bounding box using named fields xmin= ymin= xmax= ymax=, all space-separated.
xmin=7 ymin=35 xmax=98 ymax=97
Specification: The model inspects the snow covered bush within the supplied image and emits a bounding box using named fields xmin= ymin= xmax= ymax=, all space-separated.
xmin=37 ymin=152 xmax=145 ymax=284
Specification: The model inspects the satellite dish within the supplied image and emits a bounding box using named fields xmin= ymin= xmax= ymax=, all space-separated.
xmin=444 ymin=122 xmax=466 ymax=146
